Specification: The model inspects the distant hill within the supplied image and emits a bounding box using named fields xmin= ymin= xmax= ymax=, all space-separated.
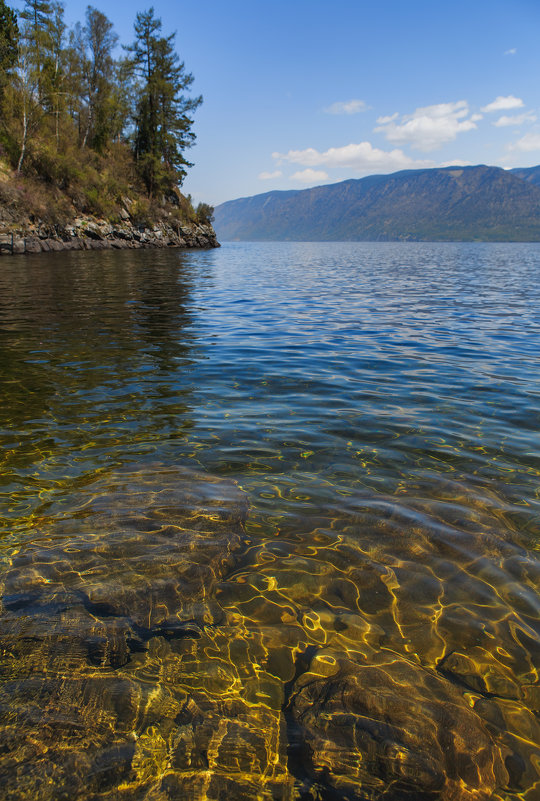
xmin=214 ymin=165 xmax=540 ymax=242
xmin=509 ymin=165 xmax=540 ymax=186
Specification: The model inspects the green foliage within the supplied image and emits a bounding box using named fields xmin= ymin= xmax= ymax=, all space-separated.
xmin=0 ymin=126 xmax=19 ymax=164
xmin=196 ymin=202 xmax=214 ymax=224
xmin=177 ymin=192 xmax=197 ymax=221
xmin=68 ymin=7 xmax=123 ymax=151
xmin=126 ymin=8 xmax=202 ymax=196
xmin=0 ymin=0 xmax=18 ymax=89
xmin=128 ymin=196 xmax=153 ymax=227
xmin=19 ymin=0 xmax=54 ymax=102
xmin=0 ymin=2 xmax=214 ymax=229
xmin=29 ymin=140 xmax=82 ymax=186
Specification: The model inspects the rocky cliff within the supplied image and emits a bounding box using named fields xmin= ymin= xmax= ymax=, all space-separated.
xmin=0 ymin=160 xmax=219 ymax=254
xmin=0 ymin=215 xmax=219 ymax=255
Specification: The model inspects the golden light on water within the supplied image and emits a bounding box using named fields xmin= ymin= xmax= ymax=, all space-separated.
xmin=0 ymin=245 xmax=539 ymax=798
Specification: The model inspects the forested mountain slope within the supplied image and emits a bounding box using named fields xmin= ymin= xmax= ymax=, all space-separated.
xmin=214 ymin=165 xmax=540 ymax=241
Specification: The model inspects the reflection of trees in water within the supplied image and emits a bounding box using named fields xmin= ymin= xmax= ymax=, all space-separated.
xmin=0 ymin=248 xmax=203 ymax=366
xmin=0 ymin=249 xmax=214 ymax=510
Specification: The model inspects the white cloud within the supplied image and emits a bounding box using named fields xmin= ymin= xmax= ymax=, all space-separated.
xmin=504 ymin=48 xmax=517 ymax=55
xmin=440 ymin=160 xmax=473 ymax=167
xmin=258 ymin=170 xmax=282 ymax=180
xmin=273 ymin=141 xmax=432 ymax=173
xmin=376 ymin=112 xmax=399 ymax=124
xmin=470 ymin=113 xmax=483 ymax=122
xmin=324 ymin=99 xmax=368 ymax=115
xmin=481 ymin=95 xmax=524 ymax=113
xmin=374 ymin=101 xmax=477 ymax=151
xmin=509 ymin=132 xmax=540 ymax=152
xmin=290 ymin=169 xmax=329 ymax=183
xmin=493 ymin=111 xmax=537 ymax=127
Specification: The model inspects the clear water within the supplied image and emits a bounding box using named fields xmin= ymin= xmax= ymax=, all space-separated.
xmin=0 ymin=242 xmax=539 ymax=800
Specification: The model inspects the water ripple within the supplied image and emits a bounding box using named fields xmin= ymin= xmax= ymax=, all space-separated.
xmin=0 ymin=243 xmax=539 ymax=799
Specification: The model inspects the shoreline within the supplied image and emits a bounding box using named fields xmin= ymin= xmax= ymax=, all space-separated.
xmin=0 ymin=217 xmax=219 ymax=255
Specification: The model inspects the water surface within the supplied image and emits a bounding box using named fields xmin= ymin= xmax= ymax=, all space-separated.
xmin=0 ymin=242 xmax=539 ymax=800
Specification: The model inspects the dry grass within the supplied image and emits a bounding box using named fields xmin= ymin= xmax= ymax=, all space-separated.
xmin=0 ymin=144 xmax=197 ymax=229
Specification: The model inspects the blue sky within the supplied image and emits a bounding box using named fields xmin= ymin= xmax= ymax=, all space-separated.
xmin=13 ymin=0 xmax=540 ymax=203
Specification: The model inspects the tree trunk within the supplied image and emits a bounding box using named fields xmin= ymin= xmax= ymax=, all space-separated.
xmin=17 ymin=102 xmax=28 ymax=174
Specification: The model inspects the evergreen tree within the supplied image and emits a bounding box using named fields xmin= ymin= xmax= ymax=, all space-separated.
xmin=0 ymin=0 xmax=18 ymax=95
xmin=19 ymin=0 xmax=53 ymax=102
xmin=0 ymin=0 xmax=18 ymax=162
xmin=126 ymin=7 xmax=201 ymax=196
xmin=41 ymin=2 xmax=66 ymax=146
xmin=195 ymin=201 xmax=214 ymax=225
xmin=11 ymin=0 xmax=64 ymax=168
xmin=0 ymin=2 xmax=206 ymax=221
xmin=108 ymin=56 xmax=134 ymax=143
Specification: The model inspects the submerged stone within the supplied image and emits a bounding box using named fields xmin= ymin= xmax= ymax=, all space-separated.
xmin=0 ymin=465 xmax=263 ymax=800
xmin=289 ymin=651 xmax=508 ymax=801
xmin=0 ymin=469 xmax=536 ymax=799
xmin=1 ymin=465 xmax=248 ymax=634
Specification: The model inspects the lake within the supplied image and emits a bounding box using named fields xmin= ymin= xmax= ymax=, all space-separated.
xmin=0 ymin=241 xmax=539 ymax=800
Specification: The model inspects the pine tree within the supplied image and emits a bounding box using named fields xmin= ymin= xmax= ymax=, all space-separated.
xmin=19 ymin=0 xmax=53 ymax=102
xmin=0 ymin=0 xmax=18 ymax=95
xmin=41 ymin=2 xmax=66 ymax=147
xmin=126 ymin=8 xmax=201 ymax=196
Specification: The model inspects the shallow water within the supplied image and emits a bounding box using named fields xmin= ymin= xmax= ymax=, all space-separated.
xmin=0 ymin=242 xmax=539 ymax=800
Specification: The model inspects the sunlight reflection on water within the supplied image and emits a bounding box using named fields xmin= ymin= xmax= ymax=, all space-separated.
xmin=0 ymin=242 xmax=539 ymax=799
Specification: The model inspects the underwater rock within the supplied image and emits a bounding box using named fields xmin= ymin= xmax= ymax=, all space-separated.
xmin=1 ymin=465 xmax=248 ymax=636
xmin=121 ymin=631 xmax=294 ymax=800
xmin=0 ymin=466 xmax=257 ymax=800
xmin=0 ymin=470 xmax=537 ymax=799
xmin=289 ymin=650 xmax=508 ymax=801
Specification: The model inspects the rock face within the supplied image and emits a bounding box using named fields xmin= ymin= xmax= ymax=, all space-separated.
xmin=0 ymin=216 xmax=219 ymax=255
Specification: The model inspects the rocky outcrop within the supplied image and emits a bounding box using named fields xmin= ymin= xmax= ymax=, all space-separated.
xmin=0 ymin=216 xmax=219 ymax=255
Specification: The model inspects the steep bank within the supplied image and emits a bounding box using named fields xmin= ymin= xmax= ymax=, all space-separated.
xmin=0 ymin=216 xmax=219 ymax=255
xmin=0 ymin=159 xmax=219 ymax=254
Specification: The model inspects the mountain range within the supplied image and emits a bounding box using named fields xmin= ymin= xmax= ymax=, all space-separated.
xmin=214 ymin=164 xmax=540 ymax=242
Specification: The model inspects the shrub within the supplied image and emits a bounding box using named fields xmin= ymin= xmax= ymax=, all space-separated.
xmin=195 ymin=202 xmax=214 ymax=225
